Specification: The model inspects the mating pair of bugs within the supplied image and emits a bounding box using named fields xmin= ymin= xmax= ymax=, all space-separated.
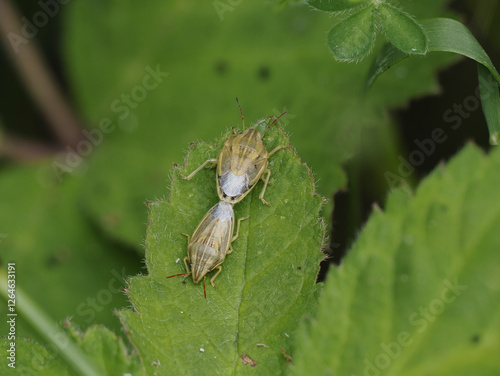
xmin=167 ymin=101 xmax=289 ymax=296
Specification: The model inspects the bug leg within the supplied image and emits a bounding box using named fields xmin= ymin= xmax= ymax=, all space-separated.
xmin=260 ymin=170 xmax=273 ymax=186
xmin=167 ymin=234 xmax=192 ymax=280
xmin=259 ymin=168 xmax=272 ymax=206
xmin=227 ymin=214 xmax=249 ymax=254
xmin=268 ymin=144 xmax=291 ymax=157
xmin=232 ymin=215 xmax=250 ymax=242
xmin=210 ymin=266 xmax=223 ymax=289
xmin=181 ymin=232 xmax=192 ymax=270
xmin=259 ymin=146 xmax=290 ymax=205
xmin=182 ymin=256 xmax=191 ymax=275
xmin=180 ymin=158 xmax=218 ymax=180
xmin=166 ymin=256 xmax=191 ymax=280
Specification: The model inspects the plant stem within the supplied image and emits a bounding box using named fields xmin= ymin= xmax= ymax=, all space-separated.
xmin=0 ymin=0 xmax=84 ymax=148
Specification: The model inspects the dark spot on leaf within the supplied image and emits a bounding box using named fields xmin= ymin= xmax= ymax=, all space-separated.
xmin=258 ymin=65 xmax=270 ymax=80
xmin=46 ymin=255 xmax=59 ymax=267
xmin=214 ymin=59 xmax=228 ymax=75
xmin=297 ymin=266 xmax=302 ymax=270
xmin=470 ymin=334 xmax=480 ymax=344
xmin=182 ymin=280 xmax=187 ymax=284
xmin=46 ymin=248 xmax=72 ymax=267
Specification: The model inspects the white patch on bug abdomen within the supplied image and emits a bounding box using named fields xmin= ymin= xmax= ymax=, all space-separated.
xmin=220 ymin=171 xmax=249 ymax=198
xmin=211 ymin=201 xmax=234 ymax=223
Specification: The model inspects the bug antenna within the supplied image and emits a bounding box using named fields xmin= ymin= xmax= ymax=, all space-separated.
xmin=236 ymin=97 xmax=245 ymax=130
xmin=263 ymin=110 xmax=287 ymax=137
xmin=203 ymin=278 xmax=207 ymax=299
xmin=166 ymin=273 xmax=189 ymax=279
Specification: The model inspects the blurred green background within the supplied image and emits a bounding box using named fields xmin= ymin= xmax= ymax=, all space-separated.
xmin=0 ymin=0 xmax=498 ymax=342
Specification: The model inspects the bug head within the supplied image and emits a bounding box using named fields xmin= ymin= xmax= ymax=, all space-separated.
xmin=238 ymin=128 xmax=262 ymax=143
xmin=191 ymin=262 xmax=211 ymax=285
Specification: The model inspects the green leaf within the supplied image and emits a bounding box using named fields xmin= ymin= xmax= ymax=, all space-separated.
xmin=423 ymin=18 xmax=500 ymax=77
xmin=377 ymin=3 xmax=428 ymax=55
xmin=0 ymin=323 xmax=142 ymax=376
xmin=366 ymin=18 xmax=500 ymax=143
xmin=0 ymin=278 xmax=101 ymax=376
xmin=291 ymin=143 xmax=500 ymax=375
xmin=477 ymin=64 xmax=500 ymax=145
xmin=307 ymin=0 xmax=369 ymax=12
xmin=365 ymin=40 xmax=408 ymax=88
xmin=0 ymin=165 xmax=141 ymax=334
xmin=0 ymin=274 xmax=142 ymax=375
xmin=1 ymin=338 xmax=72 ymax=376
xmin=67 ymin=323 xmax=144 ymax=376
xmin=327 ymin=5 xmax=375 ymax=61
xmin=117 ymin=118 xmax=326 ymax=375
xmin=63 ymin=0 xmax=348 ymax=246
xmin=64 ymin=0 xmax=457 ymax=245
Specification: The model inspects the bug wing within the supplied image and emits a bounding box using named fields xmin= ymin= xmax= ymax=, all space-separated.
xmin=243 ymin=154 xmax=267 ymax=189
xmin=191 ymin=202 xmax=235 ymax=260
xmin=217 ymin=138 xmax=233 ymax=179
xmin=217 ymin=139 xmax=240 ymax=201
